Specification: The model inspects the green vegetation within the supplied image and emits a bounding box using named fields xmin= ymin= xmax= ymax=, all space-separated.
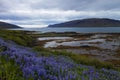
xmin=0 ymin=45 xmax=23 ymax=80
xmin=0 ymin=29 xmax=34 ymax=46
xmin=107 ymin=60 xmax=120 ymax=67
xmin=33 ymin=46 xmax=116 ymax=70
xmin=0 ymin=56 xmax=24 ymax=80
xmin=0 ymin=29 xmax=118 ymax=70
xmin=0 ymin=29 xmax=120 ymax=79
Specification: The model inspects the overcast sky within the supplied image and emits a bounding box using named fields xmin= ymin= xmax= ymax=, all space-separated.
xmin=0 ymin=0 xmax=120 ymax=27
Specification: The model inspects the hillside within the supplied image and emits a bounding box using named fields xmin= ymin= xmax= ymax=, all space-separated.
xmin=0 ymin=21 xmax=21 ymax=29
xmin=0 ymin=29 xmax=120 ymax=80
xmin=48 ymin=18 xmax=120 ymax=27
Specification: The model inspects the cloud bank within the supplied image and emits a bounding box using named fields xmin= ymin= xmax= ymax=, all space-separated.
xmin=0 ymin=0 xmax=120 ymax=27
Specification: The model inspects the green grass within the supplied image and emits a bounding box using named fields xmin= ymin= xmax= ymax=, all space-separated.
xmin=0 ymin=29 xmax=119 ymax=80
xmin=0 ymin=29 xmax=118 ymax=70
xmin=33 ymin=46 xmax=116 ymax=70
xmin=0 ymin=55 xmax=24 ymax=80
xmin=0 ymin=29 xmax=34 ymax=46
xmin=0 ymin=46 xmax=23 ymax=80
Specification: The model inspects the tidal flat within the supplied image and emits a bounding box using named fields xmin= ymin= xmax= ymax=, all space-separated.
xmin=35 ymin=32 xmax=120 ymax=68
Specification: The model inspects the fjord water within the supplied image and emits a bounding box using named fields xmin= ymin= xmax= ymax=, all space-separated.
xmin=12 ymin=27 xmax=120 ymax=33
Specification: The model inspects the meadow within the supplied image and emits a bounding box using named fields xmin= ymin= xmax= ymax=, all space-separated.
xmin=0 ymin=29 xmax=120 ymax=80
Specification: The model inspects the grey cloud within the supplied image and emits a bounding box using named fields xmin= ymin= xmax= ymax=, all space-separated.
xmin=0 ymin=0 xmax=120 ymax=27
xmin=1 ymin=0 xmax=120 ymax=11
xmin=30 ymin=0 xmax=120 ymax=11
xmin=0 ymin=1 xmax=9 ymax=12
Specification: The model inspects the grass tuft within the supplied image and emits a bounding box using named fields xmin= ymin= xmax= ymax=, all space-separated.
xmin=33 ymin=46 xmax=116 ymax=70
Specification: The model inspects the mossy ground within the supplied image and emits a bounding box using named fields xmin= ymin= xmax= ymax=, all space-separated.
xmin=0 ymin=29 xmax=34 ymax=46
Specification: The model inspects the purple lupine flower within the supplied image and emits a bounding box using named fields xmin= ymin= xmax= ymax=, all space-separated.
xmin=0 ymin=38 xmax=120 ymax=80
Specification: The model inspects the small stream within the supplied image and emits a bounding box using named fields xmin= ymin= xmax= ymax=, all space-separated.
xmin=38 ymin=37 xmax=72 ymax=41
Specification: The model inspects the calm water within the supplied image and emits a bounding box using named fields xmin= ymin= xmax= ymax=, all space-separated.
xmin=38 ymin=37 xmax=72 ymax=41
xmin=11 ymin=27 xmax=120 ymax=33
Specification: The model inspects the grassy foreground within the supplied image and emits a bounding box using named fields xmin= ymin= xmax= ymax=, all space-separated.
xmin=0 ymin=29 xmax=120 ymax=80
xmin=33 ymin=46 xmax=116 ymax=70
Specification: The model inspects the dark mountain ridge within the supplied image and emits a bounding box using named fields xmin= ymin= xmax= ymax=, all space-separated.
xmin=0 ymin=21 xmax=21 ymax=29
xmin=48 ymin=18 xmax=120 ymax=27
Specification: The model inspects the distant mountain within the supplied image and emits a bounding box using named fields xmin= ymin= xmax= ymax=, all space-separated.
xmin=0 ymin=21 xmax=21 ymax=29
xmin=48 ymin=18 xmax=120 ymax=27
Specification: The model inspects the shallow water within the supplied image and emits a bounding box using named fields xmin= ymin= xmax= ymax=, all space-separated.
xmin=38 ymin=34 xmax=120 ymax=61
xmin=44 ymin=38 xmax=120 ymax=50
xmin=44 ymin=39 xmax=105 ymax=48
xmin=38 ymin=37 xmax=72 ymax=41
